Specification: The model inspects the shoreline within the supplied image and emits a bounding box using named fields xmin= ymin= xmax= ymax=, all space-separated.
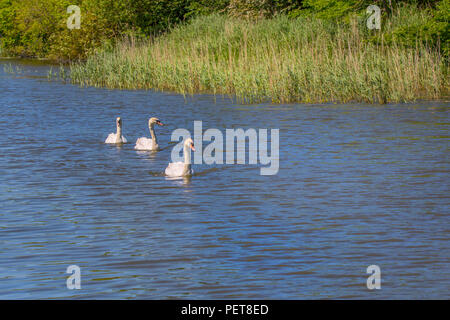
xmin=3 ymin=57 xmax=449 ymax=105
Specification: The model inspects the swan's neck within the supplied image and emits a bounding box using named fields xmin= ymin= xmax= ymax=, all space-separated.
xmin=149 ymin=124 xmax=158 ymax=147
xmin=184 ymin=144 xmax=192 ymax=165
xmin=116 ymin=125 xmax=122 ymax=143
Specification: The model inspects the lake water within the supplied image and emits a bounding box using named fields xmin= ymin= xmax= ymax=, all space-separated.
xmin=0 ymin=59 xmax=449 ymax=299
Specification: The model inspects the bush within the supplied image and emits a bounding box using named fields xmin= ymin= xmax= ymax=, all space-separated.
xmin=0 ymin=0 xmax=192 ymax=59
xmin=0 ymin=0 xmax=448 ymax=60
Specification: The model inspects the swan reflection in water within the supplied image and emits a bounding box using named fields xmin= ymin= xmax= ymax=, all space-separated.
xmin=165 ymin=175 xmax=193 ymax=187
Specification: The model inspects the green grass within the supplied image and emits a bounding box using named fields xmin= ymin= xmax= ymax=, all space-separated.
xmin=70 ymin=9 xmax=449 ymax=104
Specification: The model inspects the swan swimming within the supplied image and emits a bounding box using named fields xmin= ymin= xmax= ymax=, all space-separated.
xmin=165 ymin=138 xmax=195 ymax=177
xmin=135 ymin=117 xmax=164 ymax=151
xmin=105 ymin=117 xmax=128 ymax=144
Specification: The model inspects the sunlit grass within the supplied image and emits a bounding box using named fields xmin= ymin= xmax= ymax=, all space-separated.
xmin=70 ymin=13 xmax=449 ymax=104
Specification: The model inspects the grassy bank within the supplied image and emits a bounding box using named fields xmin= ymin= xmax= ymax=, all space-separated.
xmin=70 ymin=7 xmax=449 ymax=104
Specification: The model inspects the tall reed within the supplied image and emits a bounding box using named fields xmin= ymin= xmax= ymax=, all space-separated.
xmin=70 ymin=13 xmax=448 ymax=104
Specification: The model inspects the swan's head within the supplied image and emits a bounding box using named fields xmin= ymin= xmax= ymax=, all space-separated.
xmin=185 ymin=138 xmax=195 ymax=151
xmin=149 ymin=117 xmax=164 ymax=127
xmin=116 ymin=117 xmax=123 ymax=128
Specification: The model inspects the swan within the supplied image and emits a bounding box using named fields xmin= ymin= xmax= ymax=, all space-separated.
xmin=134 ymin=117 xmax=164 ymax=151
xmin=165 ymin=138 xmax=195 ymax=177
xmin=105 ymin=117 xmax=128 ymax=144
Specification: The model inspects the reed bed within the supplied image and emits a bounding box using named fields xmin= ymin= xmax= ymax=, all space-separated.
xmin=70 ymin=13 xmax=448 ymax=104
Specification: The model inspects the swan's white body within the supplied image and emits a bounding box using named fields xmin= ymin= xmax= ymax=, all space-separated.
xmin=105 ymin=117 xmax=127 ymax=144
xmin=105 ymin=133 xmax=128 ymax=144
xmin=165 ymin=138 xmax=195 ymax=177
xmin=135 ymin=117 xmax=164 ymax=151
xmin=165 ymin=162 xmax=194 ymax=177
xmin=134 ymin=137 xmax=156 ymax=150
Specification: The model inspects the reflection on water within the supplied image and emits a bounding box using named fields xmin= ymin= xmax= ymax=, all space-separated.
xmin=0 ymin=59 xmax=449 ymax=299
xmin=165 ymin=176 xmax=193 ymax=186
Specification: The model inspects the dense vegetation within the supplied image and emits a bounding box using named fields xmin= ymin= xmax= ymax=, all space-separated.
xmin=0 ymin=0 xmax=448 ymax=60
xmin=1 ymin=0 xmax=449 ymax=103
xmin=70 ymin=8 xmax=447 ymax=103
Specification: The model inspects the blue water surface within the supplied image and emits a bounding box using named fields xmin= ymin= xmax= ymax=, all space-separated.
xmin=0 ymin=59 xmax=448 ymax=299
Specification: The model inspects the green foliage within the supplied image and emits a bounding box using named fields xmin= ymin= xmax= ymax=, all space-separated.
xmin=367 ymin=1 xmax=449 ymax=58
xmin=0 ymin=0 xmax=82 ymax=58
xmin=293 ymin=0 xmax=449 ymax=58
xmin=432 ymin=0 xmax=449 ymax=56
xmin=298 ymin=0 xmax=365 ymax=19
xmin=0 ymin=0 xmax=193 ymax=59
xmin=0 ymin=0 xmax=15 ymax=55
xmin=0 ymin=0 xmax=448 ymax=60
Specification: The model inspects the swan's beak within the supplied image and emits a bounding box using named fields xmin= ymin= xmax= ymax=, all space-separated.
xmin=190 ymin=145 xmax=195 ymax=152
xmin=158 ymin=121 xmax=164 ymax=126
